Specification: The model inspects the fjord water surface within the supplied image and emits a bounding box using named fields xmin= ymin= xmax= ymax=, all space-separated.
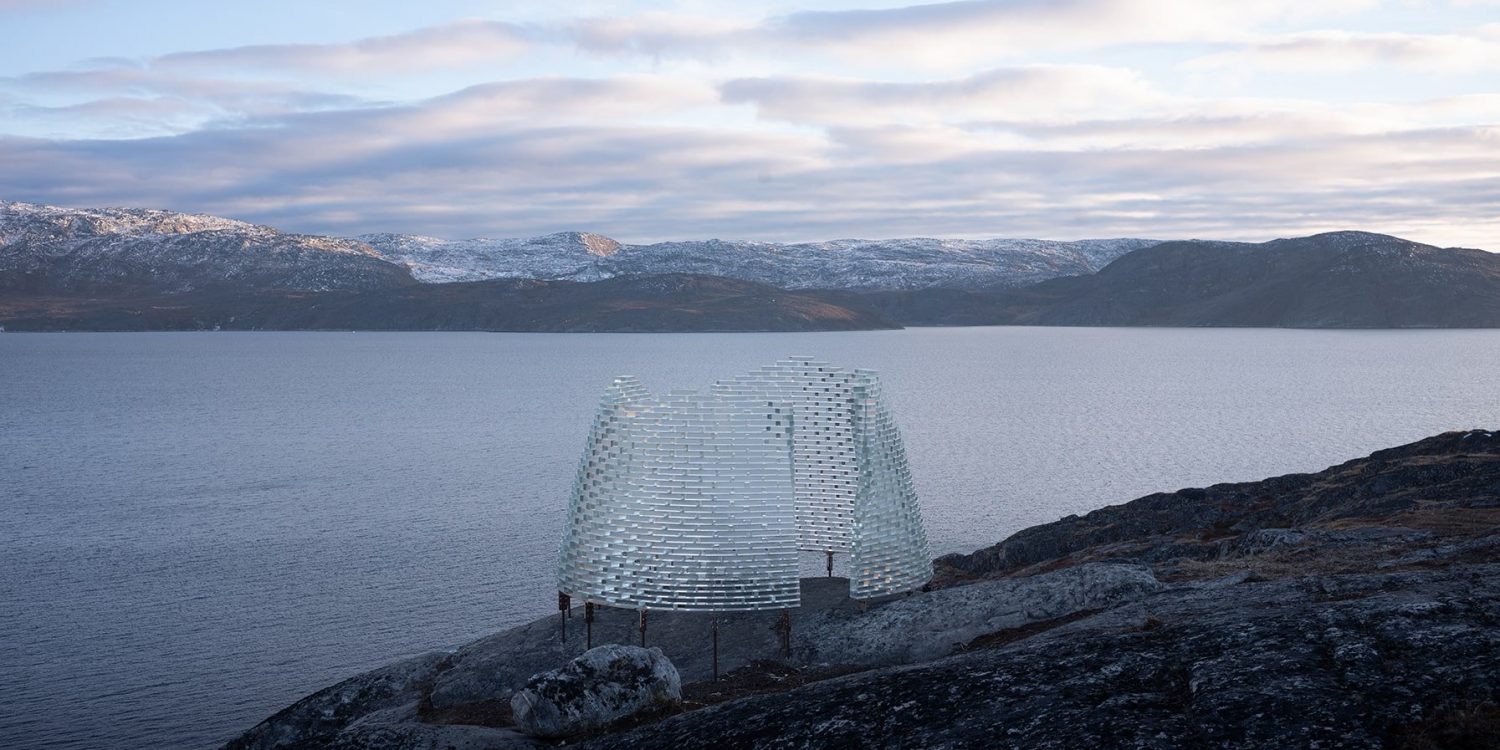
xmin=2 ymin=328 xmax=1498 ymax=749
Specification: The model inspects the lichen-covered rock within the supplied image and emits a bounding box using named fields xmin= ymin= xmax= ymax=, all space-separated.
xmin=796 ymin=563 xmax=1162 ymax=666
xmin=586 ymin=565 xmax=1500 ymax=750
xmin=223 ymin=651 xmax=451 ymax=750
xmin=510 ymin=645 xmax=681 ymax=738
xmin=320 ymin=702 xmax=540 ymax=750
xmin=228 ymin=430 xmax=1500 ymax=750
xmin=328 ymin=720 xmax=538 ymax=750
xmin=938 ymin=429 xmax=1500 ymax=579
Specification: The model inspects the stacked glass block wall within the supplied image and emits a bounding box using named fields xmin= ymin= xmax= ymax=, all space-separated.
xmin=557 ymin=357 xmax=932 ymax=611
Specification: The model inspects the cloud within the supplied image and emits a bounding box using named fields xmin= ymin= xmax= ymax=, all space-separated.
xmin=2 ymin=74 xmax=1495 ymax=250
xmin=10 ymin=66 xmax=359 ymax=105
xmin=957 ymin=94 xmax=1500 ymax=150
xmin=1 ymin=64 xmax=369 ymax=136
xmin=11 ymin=96 xmax=205 ymax=119
xmin=0 ymin=2 xmax=1399 ymax=139
xmin=570 ymin=0 xmax=1378 ymax=68
xmin=0 ymin=0 xmax=94 ymax=10
xmin=154 ymin=20 xmax=531 ymax=75
xmin=419 ymin=76 xmax=717 ymax=127
xmin=0 ymin=19 xmax=537 ymax=136
xmin=1 ymin=1 xmax=1496 ymax=249
xmin=1186 ymin=31 xmax=1500 ymax=73
xmin=3 ymin=97 xmax=211 ymax=138
xmin=0 ymin=19 xmax=534 ymax=135
xmin=722 ymin=65 xmax=1168 ymax=125
xmin=720 ymin=63 xmax=1500 ymax=158
xmin=564 ymin=12 xmax=755 ymax=60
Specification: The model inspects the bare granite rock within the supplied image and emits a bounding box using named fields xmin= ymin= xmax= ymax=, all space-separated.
xmin=426 ymin=565 xmax=1161 ymax=712
xmin=938 ymin=429 xmax=1500 ymax=581
xmin=586 ymin=564 xmax=1500 ymax=750
xmin=226 ymin=430 xmax=1500 ymax=750
xmin=224 ymin=652 xmax=451 ymax=750
xmin=225 ymin=565 xmax=1164 ymax=749
xmin=511 ymin=645 xmax=681 ymax=738
xmin=794 ymin=563 xmax=1163 ymax=666
xmin=318 ymin=701 xmax=539 ymax=750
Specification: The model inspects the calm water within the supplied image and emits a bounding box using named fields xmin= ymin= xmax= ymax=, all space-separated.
xmin=2 ymin=328 xmax=1498 ymax=749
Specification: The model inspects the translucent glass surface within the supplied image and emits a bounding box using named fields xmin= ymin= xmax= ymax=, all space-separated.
xmin=556 ymin=358 xmax=932 ymax=611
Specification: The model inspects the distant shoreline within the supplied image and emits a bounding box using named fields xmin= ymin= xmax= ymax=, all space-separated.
xmin=7 ymin=323 xmax=1500 ymax=333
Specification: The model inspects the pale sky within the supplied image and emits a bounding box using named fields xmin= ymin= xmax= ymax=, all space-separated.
xmin=0 ymin=0 xmax=1497 ymax=246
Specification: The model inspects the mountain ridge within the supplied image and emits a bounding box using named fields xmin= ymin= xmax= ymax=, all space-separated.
xmin=0 ymin=200 xmax=411 ymax=294
xmin=1 ymin=199 xmax=1160 ymax=293
xmin=355 ymin=230 xmax=1158 ymax=290
xmin=4 ymin=200 xmax=1498 ymax=331
xmin=974 ymin=230 xmax=1500 ymax=327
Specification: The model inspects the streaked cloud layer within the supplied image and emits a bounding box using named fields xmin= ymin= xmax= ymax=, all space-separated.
xmin=0 ymin=0 xmax=1496 ymax=246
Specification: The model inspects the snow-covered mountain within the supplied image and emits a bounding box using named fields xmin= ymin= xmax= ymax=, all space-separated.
xmin=357 ymin=232 xmax=1159 ymax=290
xmin=0 ymin=201 xmax=412 ymax=293
xmin=7 ymin=200 xmax=1500 ymax=331
xmin=0 ymin=199 xmax=1157 ymax=295
xmin=355 ymin=231 xmax=623 ymax=284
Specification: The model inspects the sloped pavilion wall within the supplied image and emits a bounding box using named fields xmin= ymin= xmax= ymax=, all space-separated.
xmin=848 ymin=370 xmax=934 ymax=598
xmin=557 ymin=358 xmax=932 ymax=611
xmin=719 ymin=357 xmax=859 ymax=553
xmin=556 ymin=377 xmax=800 ymax=611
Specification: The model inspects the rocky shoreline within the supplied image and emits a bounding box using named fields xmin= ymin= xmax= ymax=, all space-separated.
xmin=226 ymin=429 xmax=1500 ymax=749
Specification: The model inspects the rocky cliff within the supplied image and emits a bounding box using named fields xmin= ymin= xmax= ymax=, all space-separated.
xmin=225 ymin=429 xmax=1500 ymax=749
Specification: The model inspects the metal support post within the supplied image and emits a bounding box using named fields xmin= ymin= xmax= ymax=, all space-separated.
xmin=711 ymin=617 xmax=720 ymax=680
xmin=585 ymin=601 xmax=595 ymax=650
xmin=557 ymin=592 xmax=570 ymax=643
xmin=779 ymin=609 xmax=792 ymax=658
xmin=639 ymin=609 xmax=648 ymax=647
xmin=826 ymin=550 xmax=834 ymax=577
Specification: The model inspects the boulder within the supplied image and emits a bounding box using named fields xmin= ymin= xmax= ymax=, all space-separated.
xmin=510 ymin=645 xmax=681 ymax=738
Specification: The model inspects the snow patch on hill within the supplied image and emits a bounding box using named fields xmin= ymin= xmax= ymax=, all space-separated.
xmin=358 ymin=232 xmax=1160 ymax=290
xmin=0 ymin=200 xmax=405 ymax=293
